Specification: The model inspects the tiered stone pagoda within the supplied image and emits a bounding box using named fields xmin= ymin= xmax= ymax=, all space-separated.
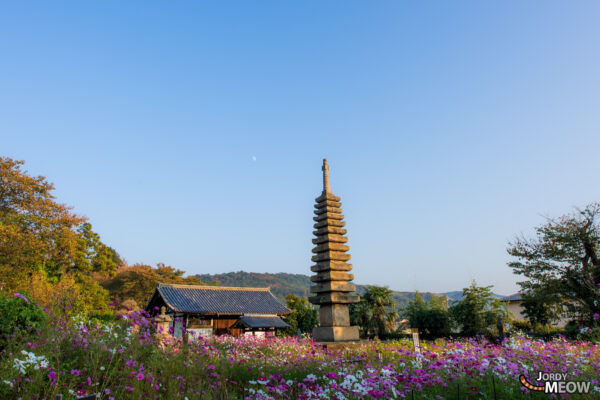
xmin=309 ymin=159 xmax=360 ymax=342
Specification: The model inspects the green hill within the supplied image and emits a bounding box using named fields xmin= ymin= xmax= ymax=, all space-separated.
xmin=195 ymin=271 xmax=445 ymax=308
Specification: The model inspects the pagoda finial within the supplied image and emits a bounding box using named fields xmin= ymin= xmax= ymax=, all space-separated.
xmin=322 ymin=158 xmax=331 ymax=193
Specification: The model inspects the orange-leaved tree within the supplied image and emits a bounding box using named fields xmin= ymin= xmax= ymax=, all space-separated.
xmin=101 ymin=263 xmax=206 ymax=309
xmin=0 ymin=157 xmax=120 ymax=313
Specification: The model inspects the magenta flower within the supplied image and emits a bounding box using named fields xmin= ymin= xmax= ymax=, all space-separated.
xmin=14 ymin=292 xmax=29 ymax=304
xmin=594 ymin=313 xmax=600 ymax=320
xmin=47 ymin=369 xmax=57 ymax=387
xmin=71 ymin=369 xmax=82 ymax=377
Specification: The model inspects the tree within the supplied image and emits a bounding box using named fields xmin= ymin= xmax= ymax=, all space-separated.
xmin=350 ymin=286 xmax=398 ymax=339
xmin=0 ymin=157 xmax=117 ymax=312
xmin=101 ymin=263 xmax=205 ymax=307
xmin=404 ymin=292 xmax=451 ymax=339
xmin=508 ymin=203 xmax=600 ymax=326
xmin=450 ymin=282 xmax=506 ymax=337
xmin=282 ymin=294 xmax=317 ymax=335
xmin=519 ymin=286 xmax=563 ymax=326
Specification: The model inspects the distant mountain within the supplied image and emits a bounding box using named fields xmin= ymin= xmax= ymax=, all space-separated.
xmin=195 ymin=271 xmax=504 ymax=307
xmin=196 ymin=271 xmax=312 ymax=301
xmin=440 ymin=291 xmax=464 ymax=301
xmin=440 ymin=291 xmax=507 ymax=301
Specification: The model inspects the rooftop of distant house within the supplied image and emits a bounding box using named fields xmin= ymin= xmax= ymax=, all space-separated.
xmin=145 ymin=282 xmax=291 ymax=315
xmin=500 ymin=292 xmax=523 ymax=302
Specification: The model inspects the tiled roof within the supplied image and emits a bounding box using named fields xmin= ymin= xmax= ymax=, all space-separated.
xmin=231 ymin=315 xmax=290 ymax=329
xmin=148 ymin=283 xmax=291 ymax=315
xmin=500 ymin=292 xmax=523 ymax=301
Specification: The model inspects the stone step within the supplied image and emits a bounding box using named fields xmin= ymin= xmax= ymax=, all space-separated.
xmin=313 ymin=226 xmax=347 ymax=236
xmin=315 ymin=192 xmax=341 ymax=203
xmin=315 ymin=200 xmax=342 ymax=209
xmin=310 ymin=271 xmax=354 ymax=282
xmin=312 ymin=234 xmax=347 ymax=244
xmin=311 ymin=252 xmax=351 ymax=263
xmin=310 ymin=282 xmax=356 ymax=293
xmin=313 ymin=219 xmax=345 ymax=229
xmin=314 ymin=206 xmax=343 ymax=215
xmin=312 ymin=326 xmax=359 ymax=342
xmin=311 ymin=242 xmax=350 ymax=253
xmin=310 ymin=262 xmax=353 ymax=273
xmin=309 ymin=292 xmax=360 ymax=305
xmin=313 ymin=212 xmax=344 ymax=222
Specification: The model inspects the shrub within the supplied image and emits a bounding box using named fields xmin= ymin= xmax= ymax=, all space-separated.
xmin=403 ymin=292 xmax=451 ymax=339
xmin=510 ymin=319 xmax=532 ymax=332
xmin=450 ymin=282 xmax=507 ymax=338
xmin=0 ymin=292 xmax=46 ymax=349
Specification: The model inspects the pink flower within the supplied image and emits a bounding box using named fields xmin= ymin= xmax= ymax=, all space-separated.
xmin=593 ymin=313 xmax=600 ymax=320
xmin=47 ymin=369 xmax=57 ymax=387
xmin=14 ymin=292 xmax=29 ymax=304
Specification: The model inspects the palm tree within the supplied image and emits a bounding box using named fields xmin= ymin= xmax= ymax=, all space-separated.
xmin=351 ymin=286 xmax=398 ymax=339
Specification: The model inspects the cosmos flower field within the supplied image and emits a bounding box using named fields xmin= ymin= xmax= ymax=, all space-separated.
xmin=1 ymin=307 xmax=599 ymax=400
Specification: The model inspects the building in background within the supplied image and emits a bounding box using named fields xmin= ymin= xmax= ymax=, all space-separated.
xmin=146 ymin=283 xmax=291 ymax=338
xmin=500 ymin=292 xmax=571 ymax=327
xmin=501 ymin=292 xmax=525 ymax=320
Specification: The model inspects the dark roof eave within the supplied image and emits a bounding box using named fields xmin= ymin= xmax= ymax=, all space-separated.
xmin=152 ymin=283 xmax=291 ymax=315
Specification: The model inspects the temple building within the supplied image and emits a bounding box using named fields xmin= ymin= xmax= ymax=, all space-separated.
xmin=309 ymin=159 xmax=360 ymax=342
xmin=146 ymin=283 xmax=291 ymax=338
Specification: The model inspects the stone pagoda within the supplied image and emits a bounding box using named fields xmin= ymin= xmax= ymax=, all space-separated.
xmin=309 ymin=159 xmax=360 ymax=342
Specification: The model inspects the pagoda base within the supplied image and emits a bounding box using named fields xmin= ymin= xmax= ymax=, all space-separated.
xmin=312 ymin=326 xmax=359 ymax=342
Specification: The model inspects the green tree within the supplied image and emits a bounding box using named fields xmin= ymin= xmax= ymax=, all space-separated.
xmin=282 ymin=294 xmax=317 ymax=335
xmin=101 ymin=263 xmax=205 ymax=307
xmin=0 ymin=157 xmax=117 ymax=312
xmin=74 ymin=222 xmax=121 ymax=276
xmin=508 ymin=203 xmax=600 ymax=326
xmin=518 ymin=286 xmax=563 ymax=326
xmin=403 ymin=292 xmax=451 ymax=339
xmin=450 ymin=282 xmax=506 ymax=337
xmin=350 ymin=286 xmax=398 ymax=339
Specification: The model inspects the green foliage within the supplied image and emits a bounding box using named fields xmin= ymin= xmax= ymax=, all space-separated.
xmin=403 ymin=292 xmax=452 ymax=339
xmin=101 ymin=263 xmax=206 ymax=307
xmin=195 ymin=271 xmax=312 ymax=302
xmin=74 ymin=222 xmax=121 ymax=276
xmin=519 ymin=288 xmax=563 ymax=326
xmin=282 ymin=294 xmax=318 ymax=335
xmin=508 ymin=202 xmax=600 ymax=326
xmin=350 ymin=286 xmax=398 ymax=339
xmin=0 ymin=292 xmax=46 ymax=349
xmin=450 ymin=282 xmax=507 ymax=338
xmin=0 ymin=157 xmax=118 ymax=312
xmin=510 ymin=319 xmax=532 ymax=332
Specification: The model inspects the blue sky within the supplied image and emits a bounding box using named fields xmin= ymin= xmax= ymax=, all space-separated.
xmin=2 ymin=2 xmax=599 ymax=294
